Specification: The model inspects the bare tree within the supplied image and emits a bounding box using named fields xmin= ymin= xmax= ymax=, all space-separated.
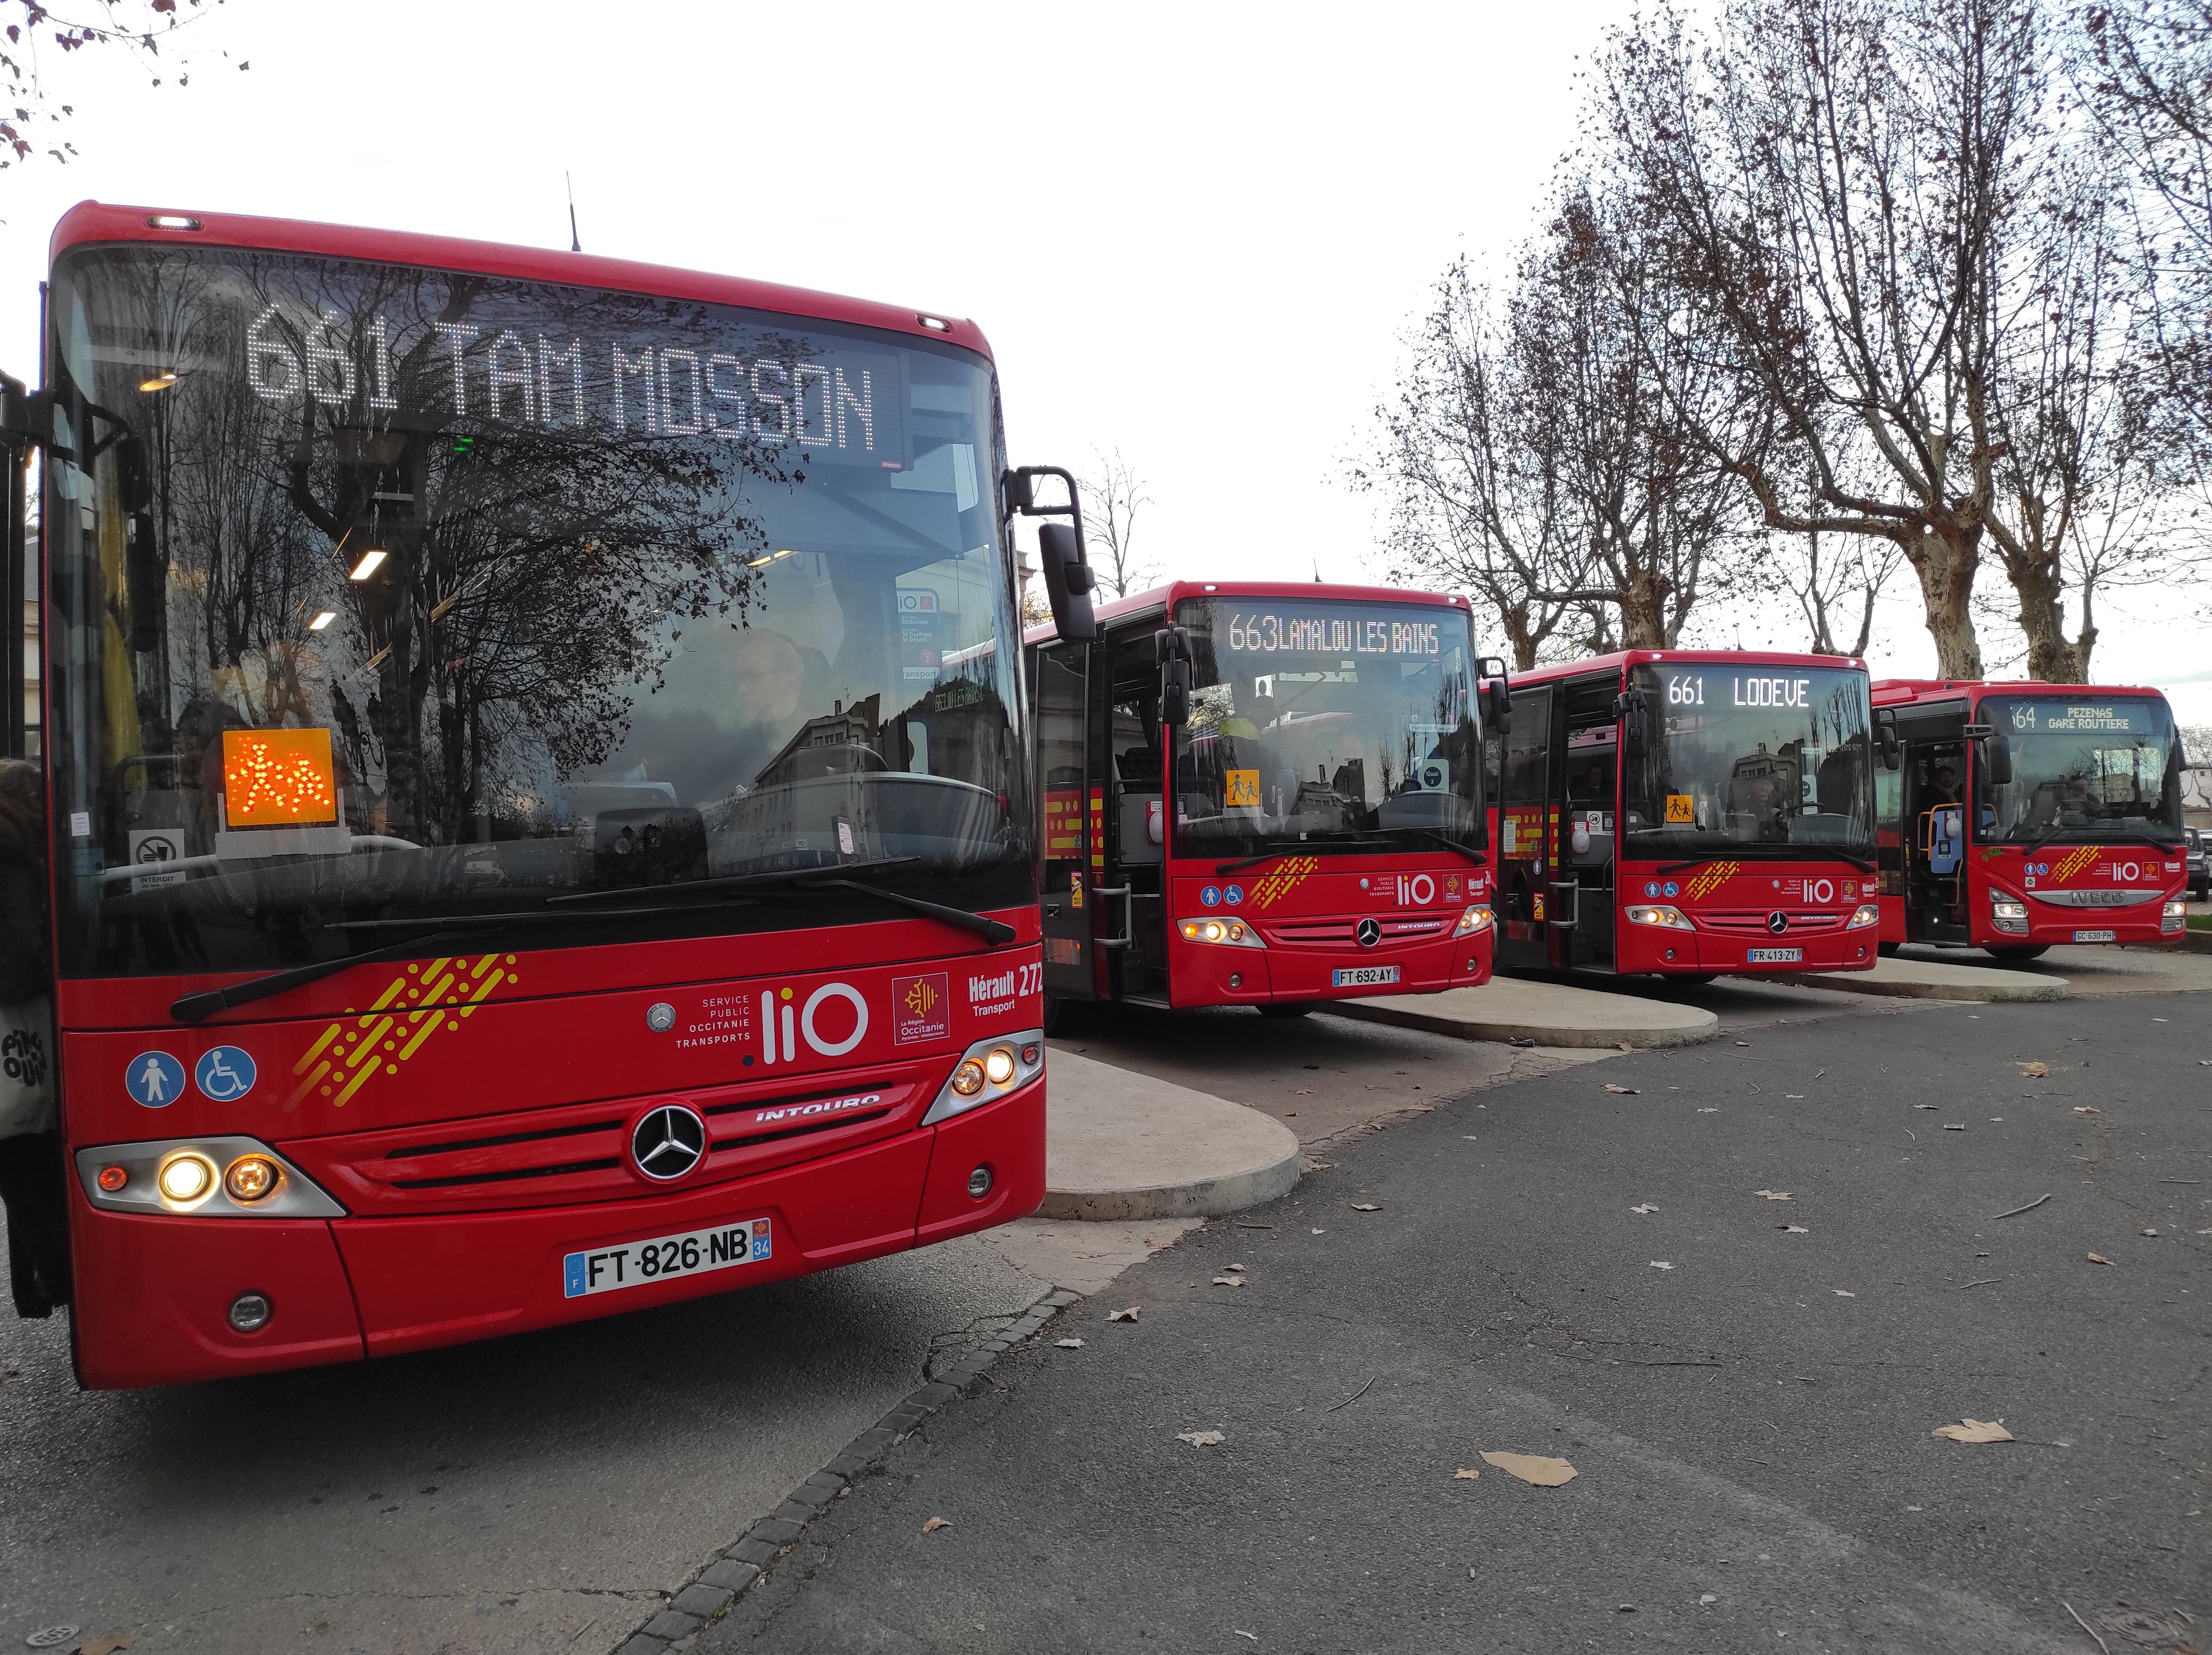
xmin=1076 ymin=449 xmax=1155 ymax=598
xmin=0 ymin=0 xmax=238 ymax=168
xmin=1782 ymin=514 xmax=1905 ymax=655
xmin=1355 ymin=260 xmax=1590 ymax=670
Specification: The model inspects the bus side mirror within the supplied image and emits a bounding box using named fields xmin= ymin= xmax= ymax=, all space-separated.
xmin=1036 ymin=521 xmax=1097 ymax=643
xmin=1156 ymin=624 xmax=1192 ymax=726
xmin=115 ymin=432 xmax=154 ymax=515
xmin=1484 ymin=677 xmax=1511 ymax=734
xmin=127 ymin=511 xmax=164 ymax=653
xmin=1612 ymin=688 xmax=1649 ymax=749
xmin=1874 ymin=707 xmax=1900 ymax=770
xmin=1001 ymin=468 xmax=1035 ymax=513
xmin=1985 ymin=730 xmax=2013 ymax=787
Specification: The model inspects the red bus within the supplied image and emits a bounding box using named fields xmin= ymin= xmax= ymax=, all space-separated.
xmin=1870 ymin=678 xmax=2189 ymax=958
xmin=1491 ymin=650 xmax=1884 ymax=980
xmin=1023 ymin=582 xmax=1503 ymax=1025
xmin=0 ymin=203 xmax=1083 ymax=1388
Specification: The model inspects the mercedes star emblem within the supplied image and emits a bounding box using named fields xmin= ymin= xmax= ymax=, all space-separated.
xmin=1766 ymin=910 xmax=1790 ymax=936
xmin=645 ymin=1001 xmax=676 ymax=1033
xmin=1355 ymin=917 xmax=1382 ymax=949
xmin=631 ymin=1103 xmax=707 ymax=1181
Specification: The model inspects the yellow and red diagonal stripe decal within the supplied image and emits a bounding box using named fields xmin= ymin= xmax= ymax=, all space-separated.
xmin=1250 ymin=856 xmax=1320 ymax=909
xmin=1681 ymin=860 xmax=1741 ymax=902
xmin=2051 ymin=846 xmax=2098 ymax=883
xmin=287 ymin=952 xmax=520 ymax=1109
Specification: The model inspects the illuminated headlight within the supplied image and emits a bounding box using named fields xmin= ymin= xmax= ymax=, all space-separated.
xmin=1990 ymin=892 xmax=2029 ymax=933
xmin=1624 ymin=904 xmax=1695 ymax=931
xmin=2165 ymin=899 xmax=2187 ymax=931
xmin=1178 ymin=918 xmax=1264 ymax=947
xmin=1452 ymin=903 xmax=1494 ymax=937
xmin=157 ymin=1153 xmax=217 ymax=1208
xmin=76 ymin=1137 xmax=345 ymax=1218
xmin=924 ymin=1028 xmax=1046 ymax=1124
xmin=1845 ymin=903 xmax=1881 ymax=930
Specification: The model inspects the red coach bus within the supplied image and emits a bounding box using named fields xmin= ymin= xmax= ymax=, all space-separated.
xmin=0 ymin=204 xmax=1092 ymax=1388
xmin=1491 ymin=650 xmax=1884 ymax=980
xmin=1870 ymin=679 xmax=2189 ymax=958
xmin=1023 ymin=582 xmax=1503 ymax=1025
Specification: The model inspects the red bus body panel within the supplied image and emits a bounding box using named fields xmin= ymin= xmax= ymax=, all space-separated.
xmin=1871 ymin=679 xmax=2185 ymax=950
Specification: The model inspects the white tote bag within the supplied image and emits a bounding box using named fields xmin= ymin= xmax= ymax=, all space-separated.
xmin=0 ymin=996 xmax=55 ymax=1139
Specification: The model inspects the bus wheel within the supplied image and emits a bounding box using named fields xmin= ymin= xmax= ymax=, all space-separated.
xmin=1983 ymin=945 xmax=2049 ymax=963
xmin=1042 ymin=996 xmax=1078 ymax=1037
xmin=1877 ymin=941 xmax=1901 ymax=958
xmin=1670 ymin=973 xmax=1719 ymax=986
xmin=1257 ymin=1003 xmax=1315 ymax=1019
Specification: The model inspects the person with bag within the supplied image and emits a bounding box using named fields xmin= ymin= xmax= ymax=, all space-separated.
xmin=0 ymin=757 xmax=68 ymax=1317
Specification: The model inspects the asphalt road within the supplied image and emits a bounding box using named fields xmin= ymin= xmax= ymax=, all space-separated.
xmin=0 ymin=1232 xmax=1054 ymax=1653
xmin=700 ymin=993 xmax=2211 ymax=1655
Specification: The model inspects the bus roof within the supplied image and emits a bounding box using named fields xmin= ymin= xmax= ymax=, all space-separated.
xmin=48 ymin=201 xmax=994 ymax=358
xmin=1509 ymin=647 xmax=1864 ymax=686
xmin=1872 ymin=677 xmax=2171 ymax=705
xmin=1024 ymin=579 xmax=1471 ymax=647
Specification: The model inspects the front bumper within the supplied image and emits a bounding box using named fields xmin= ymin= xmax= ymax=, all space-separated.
xmin=1166 ymin=927 xmax=1493 ymax=1007
xmin=67 ymin=1083 xmax=1045 ymax=1389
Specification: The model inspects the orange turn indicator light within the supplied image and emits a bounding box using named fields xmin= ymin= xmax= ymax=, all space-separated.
xmin=222 ymin=728 xmax=338 ymax=828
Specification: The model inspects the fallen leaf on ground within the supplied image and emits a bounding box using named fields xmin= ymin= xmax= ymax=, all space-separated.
xmin=2073 ymin=1105 xmax=2100 ymax=1115
xmin=1225 ymin=1262 xmax=1245 ymax=1271
xmin=1629 ymin=1203 xmax=1658 ymax=1215
xmin=2017 ymin=1061 xmax=2051 ymax=1078
xmin=1785 ymin=1093 xmax=1805 ymax=1099
xmin=1700 ymin=1592 xmax=1718 ymax=1604
xmin=1605 ymin=1083 xmax=1640 ymax=1094
xmin=1649 ymin=1260 xmax=1675 ymax=1270
xmin=1781 ymin=1225 xmax=1809 ymax=1234
xmin=2087 ymin=1253 xmax=2114 ymax=1266
xmin=1915 ymin=1103 xmax=1939 ymax=1110
xmin=1454 ymin=1467 xmax=1482 ymax=1479
xmin=1931 ymin=1418 xmax=2014 ymax=1444
xmin=1176 ymin=1430 xmax=1226 ymax=1447
xmin=2140 ymin=1227 xmax=2159 ymax=1236
xmin=1107 ymin=1306 xmax=1140 ymax=1322
xmin=1618 ymin=1042 xmax=1634 ymax=1053
xmin=1311 ymin=1227 xmax=1326 ymax=1234
xmin=1833 ymin=1289 xmax=1855 ymax=1297
xmin=1293 ymin=1088 xmax=1312 ymax=1095
xmin=1213 ymin=1275 xmax=1245 ymax=1287
xmin=1055 ymin=1337 xmax=1085 ymax=1349
xmin=1943 ymin=1124 xmax=1966 ymax=1132
xmin=1481 ymin=1451 xmax=1578 ymax=1486
xmin=75 ymin=1642 xmax=133 ymax=1655
xmin=922 ymin=1516 xmax=953 ymax=1532
xmin=1697 ymin=1107 xmax=1719 ymax=1113
xmin=1352 ymin=1203 xmax=1381 ymax=1212
xmin=1753 ymin=1189 xmax=1792 ymax=1201
xmin=1734 ymin=1040 xmax=1751 ymax=1047
xmin=1407 ymin=1103 xmax=1435 ymax=1112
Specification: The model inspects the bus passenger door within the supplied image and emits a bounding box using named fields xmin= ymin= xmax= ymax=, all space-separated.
xmin=1904 ymin=740 xmax=1970 ymax=943
xmin=1099 ymin=625 xmax=1170 ymax=1003
xmin=1561 ymin=675 xmax=1621 ymax=967
xmin=1031 ymin=642 xmax=1095 ymax=1006
xmin=1494 ymin=683 xmax=1555 ymax=970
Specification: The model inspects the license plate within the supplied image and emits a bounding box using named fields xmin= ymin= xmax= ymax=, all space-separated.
xmin=1331 ymin=965 xmax=1401 ymax=987
xmin=1746 ymin=948 xmax=1802 ymax=964
xmin=563 ymin=1217 xmax=771 ymax=1299
xmin=2072 ymin=929 xmax=2116 ymax=943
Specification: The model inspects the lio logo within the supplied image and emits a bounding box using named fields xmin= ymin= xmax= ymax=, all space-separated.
xmin=759 ymin=982 xmax=869 ymax=1065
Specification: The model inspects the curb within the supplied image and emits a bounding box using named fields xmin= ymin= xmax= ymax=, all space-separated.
xmin=1322 ymin=998 xmax=1720 ymax=1050
xmin=1765 ymin=969 xmax=2067 ymax=1003
xmin=1039 ymin=1148 xmax=1302 ymax=1221
xmin=606 ymin=1287 xmax=1080 ymax=1655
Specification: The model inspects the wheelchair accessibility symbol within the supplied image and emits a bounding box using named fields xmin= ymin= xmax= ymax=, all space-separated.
xmin=195 ymin=1046 xmax=257 ymax=1102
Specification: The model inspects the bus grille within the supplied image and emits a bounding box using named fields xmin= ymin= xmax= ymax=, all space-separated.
xmin=1697 ymin=909 xmax=1846 ymax=935
xmin=279 ymin=1065 xmax=931 ymax=1215
xmin=1261 ymin=916 xmax=1450 ymax=948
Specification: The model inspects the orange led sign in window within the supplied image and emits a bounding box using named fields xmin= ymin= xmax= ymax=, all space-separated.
xmin=222 ymin=728 xmax=338 ymax=828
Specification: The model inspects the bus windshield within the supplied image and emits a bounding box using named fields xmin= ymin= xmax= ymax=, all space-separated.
xmin=1170 ymin=597 xmax=1483 ymax=858
xmin=45 ymin=245 xmax=1029 ymax=979
xmin=1623 ymin=664 xmax=1874 ymax=857
xmin=1975 ymin=695 xmax=2183 ymax=844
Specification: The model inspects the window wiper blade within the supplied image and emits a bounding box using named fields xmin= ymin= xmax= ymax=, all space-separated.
xmin=756 ymin=874 xmax=1016 ymax=946
xmin=330 ymin=901 xmax=757 ymax=930
xmin=1651 ymin=846 xmax=1874 ymax=873
xmin=546 ymin=857 xmax=919 ymax=907
xmin=1402 ymin=828 xmax=1488 ymax=867
xmin=1794 ymin=848 xmax=1877 ymax=873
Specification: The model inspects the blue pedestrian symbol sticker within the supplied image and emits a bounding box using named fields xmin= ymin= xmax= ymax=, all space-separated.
xmin=1200 ymin=885 xmax=1221 ymax=907
xmin=195 ymin=1046 xmax=257 ymax=1102
xmin=124 ymin=1051 xmax=185 ymax=1108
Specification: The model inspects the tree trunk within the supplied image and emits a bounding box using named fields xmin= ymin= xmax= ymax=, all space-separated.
xmin=1905 ymin=526 xmax=1984 ymax=679
xmin=1618 ymin=566 xmax=1670 ymax=650
xmin=2005 ymin=551 xmax=2089 ymax=682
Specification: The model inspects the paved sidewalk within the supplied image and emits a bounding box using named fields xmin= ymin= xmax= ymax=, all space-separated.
xmin=1765 ymin=955 xmax=2069 ymax=1002
xmin=1040 ymin=1051 xmax=1302 ymax=1220
xmin=1330 ymin=975 xmax=1721 ymax=1047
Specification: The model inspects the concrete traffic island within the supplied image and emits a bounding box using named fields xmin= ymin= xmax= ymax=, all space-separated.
xmin=1040 ymin=1050 xmax=1303 ymax=1220
xmin=1323 ymin=976 xmax=1720 ymax=1049
xmin=1756 ymin=956 xmax=2069 ymax=1001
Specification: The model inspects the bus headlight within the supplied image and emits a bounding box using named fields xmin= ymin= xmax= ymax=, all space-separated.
xmin=1845 ymin=903 xmax=1880 ymax=930
xmin=1178 ymin=918 xmax=1264 ymax=947
xmin=157 ymin=1152 xmax=217 ymax=1209
xmin=1452 ymin=904 xmax=1494 ymax=937
xmin=224 ymin=1154 xmax=281 ymax=1203
xmin=2165 ymin=899 xmax=2187 ymax=932
xmin=75 ymin=1137 xmax=346 ymax=1218
xmin=1990 ymin=893 xmax=2029 ymax=933
xmin=1624 ymin=904 xmax=1695 ymax=931
xmin=923 ymin=1028 xmax=1046 ymax=1124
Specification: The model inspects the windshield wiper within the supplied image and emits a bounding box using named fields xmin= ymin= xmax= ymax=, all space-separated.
xmin=1794 ymin=847 xmax=1877 ymax=873
xmin=171 ymin=899 xmax=762 ymax=1023
xmin=1213 ymin=833 xmax=1484 ymax=875
xmin=1402 ymin=828 xmax=1488 ymax=867
xmin=1653 ymin=846 xmax=1874 ymax=874
xmin=547 ymin=856 xmax=919 ymax=907
xmin=778 ymin=877 xmax=1015 ymax=946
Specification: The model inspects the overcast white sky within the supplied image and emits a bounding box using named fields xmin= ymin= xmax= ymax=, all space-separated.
xmin=4 ymin=1 xmax=2204 ymax=720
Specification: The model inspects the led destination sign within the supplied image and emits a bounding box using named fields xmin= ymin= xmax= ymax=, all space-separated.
xmin=1223 ymin=607 xmax=1443 ymax=658
xmin=1662 ymin=673 xmax=1812 ymax=708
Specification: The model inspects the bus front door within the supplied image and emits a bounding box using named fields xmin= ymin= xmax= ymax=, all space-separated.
xmin=1031 ymin=641 xmax=1095 ymax=1015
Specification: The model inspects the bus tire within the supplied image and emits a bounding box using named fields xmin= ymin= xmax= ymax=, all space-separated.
xmin=1877 ymin=941 xmax=1901 ymax=958
xmin=1041 ymin=995 xmax=1079 ymax=1037
xmin=1257 ymin=1003 xmax=1315 ymax=1019
xmin=1669 ymin=973 xmax=1719 ymax=986
xmin=1982 ymin=945 xmax=2049 ymax=963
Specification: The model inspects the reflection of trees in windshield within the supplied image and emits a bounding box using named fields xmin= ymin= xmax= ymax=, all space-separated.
xmin=1978 ymin=698 xmax=2181 ymax=840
